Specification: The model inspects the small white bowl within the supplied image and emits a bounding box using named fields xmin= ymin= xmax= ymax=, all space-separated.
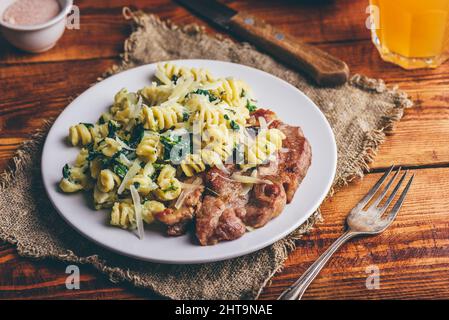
xmin=0 ymin=0 xmax=73 ymax=53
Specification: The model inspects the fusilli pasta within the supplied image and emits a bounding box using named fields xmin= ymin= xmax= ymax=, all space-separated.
xmin=154 ymin=165 xmax=182 ymax=201
xmin=141 ymin=103 xmax=185 ymax=132
xmin=243 ymin=128 xmax=286 ymax=169
xmin=136 ymin=132 xmax=161 ymax=163
xmin=156 ymin=62 xmax=214 ymax=85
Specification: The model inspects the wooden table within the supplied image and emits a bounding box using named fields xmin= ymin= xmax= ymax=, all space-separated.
xmin=1 ymin=0 xmax=448 ymax=300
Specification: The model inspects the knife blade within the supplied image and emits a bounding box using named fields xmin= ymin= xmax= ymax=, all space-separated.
xmin=175 ymin=0 xmax=349 ymax=86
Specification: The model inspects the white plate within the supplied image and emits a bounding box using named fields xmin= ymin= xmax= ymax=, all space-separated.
xmin=42 ymin=60 xmax=337 ymax=264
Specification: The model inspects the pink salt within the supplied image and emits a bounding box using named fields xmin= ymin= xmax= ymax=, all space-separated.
xmin=3 ymin=0 xmax=61 ymax=26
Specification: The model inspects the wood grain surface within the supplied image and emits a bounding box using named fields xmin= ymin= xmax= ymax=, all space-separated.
xmin=1 ymin=0 xmax=448 ymax=300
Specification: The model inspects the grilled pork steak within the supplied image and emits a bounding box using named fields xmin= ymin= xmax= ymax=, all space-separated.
xmin=196 ymin=195 xmax=247 ymax=245
xmin=195 ymin=166 xmax=249 ymax=245
xmin=269 ymin=121 xmax=312 ymax=203
xmin=244 ymin=181 xmax=287 ymax=228
xmin=156 ymin=110 xmax=312 ymax=245
xmin=195 ymin=115 xmax=312 ymax=245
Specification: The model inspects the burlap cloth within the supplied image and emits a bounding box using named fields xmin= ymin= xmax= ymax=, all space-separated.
xmin=0 ymin=11 xmax=412 ymax=300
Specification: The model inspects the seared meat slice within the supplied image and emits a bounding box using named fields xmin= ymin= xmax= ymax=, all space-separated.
xmin=196 ymin=120 xmax=312 ymax=244
xmin=244 ymin=181 xmax=287 ymax=228
xmin=154 ymin=178 xmax=204 ymax=236
xmin=196 ymin=196 xmax=247 ymax=245
xmin=167 ymin=221 xmax=190 ymax=236
xmin=196 ymin=166 xmax=249 ymax=245
xmin=269 ymin=122 xmax=312 ymax=203
xmin=205 ymin=165 xmax=240 ymax=199
xmin=257 ymin=154 xmax=280 ymax=177
xmin=154 ymin=186 xmax=203 ymax=225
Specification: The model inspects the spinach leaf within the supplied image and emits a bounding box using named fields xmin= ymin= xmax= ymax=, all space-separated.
xmin=107 ymin=121 xmax=119 ymax=138
xmin=246 ymin=100 xmax=257 ymax=112
xmin=151 ymin=163 xmax=164 ymax=180
xmin=99 ymin=156 xmax=111 ymax=168
xmin=81 ymin=123 xmax=94 ymax=128
xmin=160 ymin=133 xmax=192 ymax=163
xmin=62 ymin=164 xmax=71 ymax=179
xmin=193 ymin=89 xmax=217 ymax=102
xmin=160 ymin=135 xmax=181 ymax=161
xmin=112 ymin=161 xmax=128 ymax=179
xmin=87 ymin=146 xmax=101 ymax=161
xmin=230 ymin=120 xmax=240 ymax=130
xmin=128 ymin=124 xmax=144 ymax=148
xmin=162 ymin=182 xmax=178 ymax=192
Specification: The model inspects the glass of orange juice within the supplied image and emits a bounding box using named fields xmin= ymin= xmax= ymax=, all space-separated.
xmin=369 ymin=0 xmax=449 ymax=69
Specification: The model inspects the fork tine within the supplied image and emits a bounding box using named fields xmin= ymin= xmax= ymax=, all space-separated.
xmin=382 ymin=174 xmax=414 ymax=223
xmin=355 ymin=165 xmax=394 ymax=209
xmin=377 ymin=171 xmax=408 ymax=215
xmin=369 ymin=167 xmax=401 ymax=209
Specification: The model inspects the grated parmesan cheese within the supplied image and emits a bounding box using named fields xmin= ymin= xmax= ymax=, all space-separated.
xmin=119 ymin=153 xmax=133 ymax=167
xmin=231 ymin=173 xmax=273 ymax=185
xmin=117 ymin=160 xmax=141 ymax=194
xmin=115 ymin=136 xmax=135 ymax=151
xmin=130 ymin=185 xmax=144 ymax=240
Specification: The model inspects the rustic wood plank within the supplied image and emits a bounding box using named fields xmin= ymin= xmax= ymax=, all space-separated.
xmin=0 ymin=251 xmax=149 ymax=299
xmin=0 ymin=58 xmax=115 ymax=172
xmin=261 ymin=168 xmax=449 ymax=299
xmin=0 ymin=59 xmax=115 ymax=141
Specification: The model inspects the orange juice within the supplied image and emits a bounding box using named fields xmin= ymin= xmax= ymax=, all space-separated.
xmin=369 ymin=0 xmax=449 ymax=69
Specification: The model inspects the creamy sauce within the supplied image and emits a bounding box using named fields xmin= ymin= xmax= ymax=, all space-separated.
xmin=3 ymin=0 xmax=61 ymax=26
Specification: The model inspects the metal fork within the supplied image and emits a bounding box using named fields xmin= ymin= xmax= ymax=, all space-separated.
xmin=278 ymin=166 xmax=414 ymax=300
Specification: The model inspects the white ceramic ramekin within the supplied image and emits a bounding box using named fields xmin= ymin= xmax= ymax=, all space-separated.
xmin=0 ymin=0 xmax=73 ymax=53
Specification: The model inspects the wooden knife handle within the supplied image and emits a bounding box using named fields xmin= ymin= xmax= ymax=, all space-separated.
xmin=228 ymin=12 xmax=350 ymax=86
